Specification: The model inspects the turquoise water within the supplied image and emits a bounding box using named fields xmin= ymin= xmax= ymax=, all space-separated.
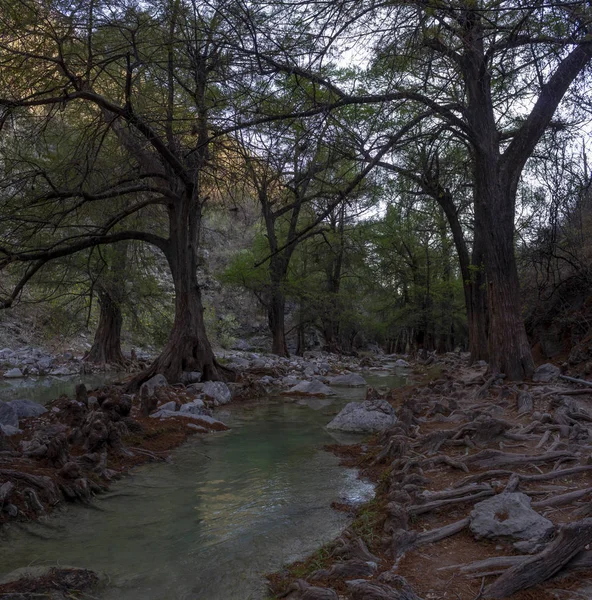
xmin=0 ymin=388 xmax=378 ymax=599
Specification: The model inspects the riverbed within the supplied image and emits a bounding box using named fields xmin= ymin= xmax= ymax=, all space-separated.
xmin=0 ymin=373 xmax=404 ymax=599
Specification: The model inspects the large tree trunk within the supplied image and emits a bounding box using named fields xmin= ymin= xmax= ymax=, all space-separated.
xmin=127 ymin=200 xmax=228 ymax=390
xmin=85 ymin=288 xmax=126 ymax=365
xmin=475 ymin=162 xmax=534 ymax=380
xmin=85 ymin=242 xmax=127 ymax=366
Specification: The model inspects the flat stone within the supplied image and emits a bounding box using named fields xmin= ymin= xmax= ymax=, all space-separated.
xmin=150 ymin=410 xmax=227 ymax=429
xmin=8 ymin=399 xmax=47 ymax=418
xmin=283 ymin=380 xmax=336 ymax=397
xmin=469 ymin=492 xmax=555 ymax=543
xmin=0 ymin=402 xmax=19 ymax=428
xmin=158 ymin=401 xmax=177 ymax=412
xmin=3 ymin=368 xmax=23 ymax=378
xmin=533 ymin=363 xmax=560 ymax=383
xmin=49 ymin=367 xmax=72 ymax=376
xmin=326 ymin=399 xmax=397 ymax=433
xmin=328 ymin=373 xmax=367 ymax=387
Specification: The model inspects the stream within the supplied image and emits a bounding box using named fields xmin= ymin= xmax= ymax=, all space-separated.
xmin=0 ymin=372 xmax=404 ymax=600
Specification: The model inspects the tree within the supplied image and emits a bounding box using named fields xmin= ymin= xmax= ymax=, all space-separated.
xmin=243 ymin=0 xmax=592 ymax=379
xmin=0 ymin=0 xmax=249 ymax=384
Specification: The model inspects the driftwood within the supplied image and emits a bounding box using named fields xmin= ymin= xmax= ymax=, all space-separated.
xmin=415 ymin=517 xmax=469 ymax=545
xmin=464 ymin=449 xmax=576 ymax=469
xmin=484 ymin=519 xmax=592 ymax=598
xmin=532 ymin=486 xmax=592 ymax=508
xmin=559 ymin=375 xmax=592 ymax=387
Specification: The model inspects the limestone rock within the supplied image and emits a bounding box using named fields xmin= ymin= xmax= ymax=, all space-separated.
xmin=179 ymin=399 xmax=205 ymax=415
xmin=0 ymin=402 xmax=19 ymax=428
xmin=283 ymin=380 xmax=336 ymax=397
xmin=9 ymin=399 xmax=47 ymax=418
xmin=326 ymin=399 xmax=397 ymax=433
xmin=49 ymin=366 xmax=72 ymax=376
xmin=469 ymin=492 xmax=555 ymax=543
xmin=3 ymin=368 xmax=23 ymax=378
xmin=202 ymin=381 xmax=232 ymax=406
xmin=533 ymin=363 xmax=560 ymax=383
xmin=139 ymin=374 xmax=168 ymax=398
xmin=328 ymin=373 xmax=367 ymax=387
xmin=394 ymin=359 xmax=410 ymax=368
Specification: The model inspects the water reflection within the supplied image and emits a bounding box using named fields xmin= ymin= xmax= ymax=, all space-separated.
xmin=0 ymin=394 xmax=376 ymax=600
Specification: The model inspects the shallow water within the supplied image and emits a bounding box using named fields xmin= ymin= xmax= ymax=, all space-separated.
xmin=0 ymin=381 xmax=395 ymax=600
xmin=0 ymin=374 xmax=121 ymax=405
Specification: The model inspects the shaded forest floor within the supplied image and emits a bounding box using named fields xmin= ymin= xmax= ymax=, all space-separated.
xmin=268 ymin=360 xmax=592 ymax=600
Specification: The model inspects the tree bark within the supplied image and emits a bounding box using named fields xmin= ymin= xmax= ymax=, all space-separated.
xmin=85 ymin=287 xmax=126 ymax=365
xmin=474 ymin=161 xmax=534 ymax=380
xmin=127 ymin=199 xmax=227 ymax=389
xmin=268 ymin=279 xmax=289 ymax=357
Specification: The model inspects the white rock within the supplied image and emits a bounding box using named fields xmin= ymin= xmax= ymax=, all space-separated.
xmin=326 ymin=399 xmax=397 ymax=433
xmin=328 ymin=373 xmax=367 ymax=387
xmin=283 ymin=380 xmax=336 ymax=397
xmin=3 ymin=368 xmax=23 ymax=379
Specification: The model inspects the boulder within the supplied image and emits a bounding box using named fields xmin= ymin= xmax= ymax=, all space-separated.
xmin=3 ymin=368 xmax=23 ymax=378
xmin=394 ymin=359 xmax=410 ymax=368
xmin=179 ymin=399 xmax=206 ymax=415
xmin=533 ymin=363 xmax=560 ymax=383
xmin=283 ymin=380 xmax=336 ymax=397
xmin=139 ymin=374 xmax=168 ymax=398
xmin=328 ymin=373 xmax=367 ymax=387
xmin=469 ymin=492 xmax=555 ymax=543
xmin=0 ymin=402 xmax=19 ymax=428
xmin=326 ymin=399 xmax=397 ymax=433
xmin=8 ymin=399 xmax=47 ymax=418
xmin=201 ymin=381 xmax=232 ymax=406
xmin=158 ymin=401 xmax=177 ymax=412
xmin=149 ymin=410 xmax=227 ymax=430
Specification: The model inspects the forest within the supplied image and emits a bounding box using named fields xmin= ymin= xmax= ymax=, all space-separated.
xmin=1 ymin=1 xmax=592 ymax=599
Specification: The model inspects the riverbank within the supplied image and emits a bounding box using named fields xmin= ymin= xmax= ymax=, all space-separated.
xmin=267 ymin=359 xmax=592 ymax=600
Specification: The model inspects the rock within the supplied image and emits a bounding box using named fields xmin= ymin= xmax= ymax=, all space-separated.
xmin=179 ymin=399 xmax=206 ymax=415
xmin=4 ymin=503 xmax=18 ymax=517
xmin=0 ymin=402 xmax=19 ymax=428
xmin=3 ymin=368 xmax=23 ymax=378
xmin=181 ymin=371 xmax=202 ymax=384
xmin=186 ymin=423 xmax=208 ymax=433
xmin=469 ymin=492 xmax=555 ymax=543
xmin=394 ymin=359 xmax=410 ymax=368
xmin=328 ymin=373 xmax=367 ymax=387
xmin=36 ymin=358 xmax=53 ymax=371
xmin=281 ymin=376 xmax=302 ymax=387
xmin=159 ymin=401 xmax=177 ymax=412
xmin=139 ymin=374 xmax=168 ymax=398
xmin=202 ymin=381 xmax=232 ymax=406
xmin=326 ymin=399 xmax=397 ymax=433
xmin=50 ymin=366 xmax=72 ymax=376
xmin=149 ymin=410 xmax=228 ymax=430
xmin=533 ymin=363 xmax=560 ymax=382
xmin=0 ymin=424 xmax=22 ymax=436
xmin=283 ymin=380 xmax=336 ymax=397
xmin=8 ymin=399 xmax=47 ymax=418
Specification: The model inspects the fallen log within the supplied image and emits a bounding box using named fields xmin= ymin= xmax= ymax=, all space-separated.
xmin=484 ymin=518 xmax=592 ymax=598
